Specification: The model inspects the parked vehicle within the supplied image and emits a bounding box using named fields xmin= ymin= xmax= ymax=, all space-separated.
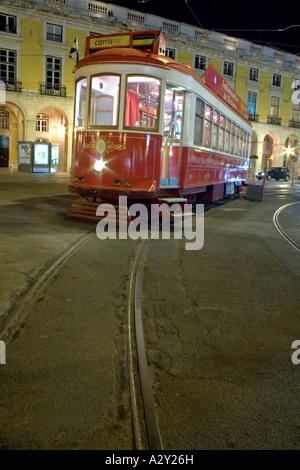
xmin=255 ymin=167 xmax=290 ymax=181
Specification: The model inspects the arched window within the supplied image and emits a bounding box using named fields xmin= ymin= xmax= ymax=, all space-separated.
xmin=36 ymin=114 xmax=49 ymax=132
xmin=0 ymin=109 xmax=9 ymax=129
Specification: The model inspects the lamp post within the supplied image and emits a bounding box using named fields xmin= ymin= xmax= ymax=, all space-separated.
xmin=262 ymin=154 xmax=268 ymax=187
xmin=283 ymin=144 xmax=296 ymax=186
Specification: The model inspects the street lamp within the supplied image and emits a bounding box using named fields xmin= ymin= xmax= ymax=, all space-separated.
xmin=283 ymin=144 xmax=297 ymax=186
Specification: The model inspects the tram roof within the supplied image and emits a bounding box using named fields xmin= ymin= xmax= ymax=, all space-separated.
xmin=77 ymin=47 xmax=193 ymax=73
xmin=76 ymin=48 xmax=250 ymax=125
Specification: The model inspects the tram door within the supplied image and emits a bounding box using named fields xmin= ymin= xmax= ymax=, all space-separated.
xmin=160 ymin=86 xmax=184 ymax=187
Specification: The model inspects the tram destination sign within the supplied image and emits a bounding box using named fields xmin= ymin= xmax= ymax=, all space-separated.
xmin=86 ymin=30 xmax=165 ymax=56
xmin=89 ymin=34 xmax=130 ymax=51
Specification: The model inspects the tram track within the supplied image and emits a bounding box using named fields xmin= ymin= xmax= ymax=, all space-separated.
xmin=128 ymin=238 xmax=163 ymax=450
xmin=1 ymin=225 xmax=163 ymax=450
xmin=273 ymin=201 xmax=300 ymax=252
xmin=0 ymin=231 xmax=94 ymax=343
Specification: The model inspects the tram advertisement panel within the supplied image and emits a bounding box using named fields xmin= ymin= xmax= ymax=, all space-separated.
xmin=205 ymin=64 xmax=249 ymax=120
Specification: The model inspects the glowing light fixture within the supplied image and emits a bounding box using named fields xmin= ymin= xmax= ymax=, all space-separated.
xmin=94 ymin=158 xmax=106 ymax=172
xmin=283 ymin=144 xmax=295 ymax=157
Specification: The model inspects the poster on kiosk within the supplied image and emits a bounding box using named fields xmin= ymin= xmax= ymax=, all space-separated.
xmin=18 ymin=141 xmax=33 ymax=172
xmin=33 ymin=142 xmax=51 ymax=173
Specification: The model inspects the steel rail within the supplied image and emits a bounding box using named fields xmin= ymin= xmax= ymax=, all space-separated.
xmin=128 ymin=239 xmax=163 ymax=450
xmin=273 ymin=201 xmax=300 ymax=252
xmin=1 ymin=228 xmax=163 ymax=449
xmin=0 ymin=232 xmax=94 ymax=342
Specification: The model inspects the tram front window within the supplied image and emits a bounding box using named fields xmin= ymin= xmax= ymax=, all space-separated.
xmin=75 ymin=78 xmax=87 ymax=127
xmin=125 ymin=76 xmax=160 ymax=130
xmin=90 ymin=75 xmax=120 ymax=127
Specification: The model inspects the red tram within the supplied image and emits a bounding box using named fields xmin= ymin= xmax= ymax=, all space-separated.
xmin=68 ymin=30 xmax=252 ymax=218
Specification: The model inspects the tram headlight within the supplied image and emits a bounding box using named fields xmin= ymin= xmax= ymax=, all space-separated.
xmin=94 ymin=158 xmax=106 ymax=173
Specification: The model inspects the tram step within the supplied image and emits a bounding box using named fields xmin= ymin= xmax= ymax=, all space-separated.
xmin=158 ymin=197 xmax=187 ymax=203
xmin=67 ymin=199 xmax=131 ymax=223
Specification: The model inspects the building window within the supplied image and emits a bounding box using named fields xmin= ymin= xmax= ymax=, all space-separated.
xmin=0 ymin=49 xmax=16 ymax=84
xmin=270 ymin=96 xmax=280 ymax=117
xmin=0 ymin=14 xmax=16 ymax=34
xmin=165 ymin=48 xmax=175 ymax=59
xmin=0 ymin=109 xmax=9 ymax=129
xmin=36 ymin=114 xmax=49 ymax=132
xmin=247 ymin=92 xmax=257 ymax=115
xmin=46 ymin=56 xmax=61 ymax=90
xmin=194 ymin=55 xmax=206 ymax=71
xmin=223 ymin=61 xmax=234 ymax=76
xmin=46 ymin=24 xmax=63 ymax=42
xmin=249 ymin=68 xmax=259 ymax=82
xmin=272 ymin=74 xmax=281 ymax=87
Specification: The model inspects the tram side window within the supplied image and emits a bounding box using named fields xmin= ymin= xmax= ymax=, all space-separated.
xmin=219 ymin=115 xmax=225 ymax=151
xmin=164 ymin=87 xmax=184 ymax=139
xmin=225 ymin=119 xmax=231 ymax=152
xmin=245 ymin=132 xmax=250 ymax=157
xmin=242 ymin=132 xmax=247 ymax=157
xmin=75 ymin=78 xmax=87 ymax=127
xmin=124 ymin=76 xmax=160 ymax=129
xmin=235 ymin=127 xmax=240 ymax=156
xmin=204 ymin=105 xmax=212 ymax=148
xmin=212 ymin=110 xmax=219 ymax=149
xmin=90 ymin=75 xmax=120 ymax=127
xmin=194 ymin=97 xmax=204 ymax=146
xmin=230 ymin=123 xmax=235 ymax=154
xmin=238 ymin=128 xmax=243 ymax=155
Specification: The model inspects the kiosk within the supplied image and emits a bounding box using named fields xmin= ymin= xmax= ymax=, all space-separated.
xmin=33 ymin=142 xmax=51 ymax=173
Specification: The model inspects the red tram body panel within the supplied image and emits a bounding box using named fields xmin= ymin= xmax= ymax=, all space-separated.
xmin=68 ymin=30 xmax=252 ymax=212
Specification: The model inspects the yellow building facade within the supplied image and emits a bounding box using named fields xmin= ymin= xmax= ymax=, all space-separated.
xmin=0 ymin=0 xmax=299 ymax=179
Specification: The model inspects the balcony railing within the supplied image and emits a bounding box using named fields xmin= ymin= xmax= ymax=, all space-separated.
xmin=289 ymin=119 xmax=300 ymax=129
xmin=4 ymin=81 xmax=22 ymax=92
xmin=267 ymin=116 xmax=281 ymax=126
xmin=249 ymin=113 xmax=259 ymax=122
xmin=39 ymin=83 xmax=66 ymax=97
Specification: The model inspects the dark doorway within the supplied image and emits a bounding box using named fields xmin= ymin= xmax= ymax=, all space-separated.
xmin=0 ymin=136 xmax=9 ymax=167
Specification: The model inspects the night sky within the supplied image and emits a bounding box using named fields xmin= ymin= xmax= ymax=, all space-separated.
xmin=106 ymin=0 xmax=300 ymax=55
